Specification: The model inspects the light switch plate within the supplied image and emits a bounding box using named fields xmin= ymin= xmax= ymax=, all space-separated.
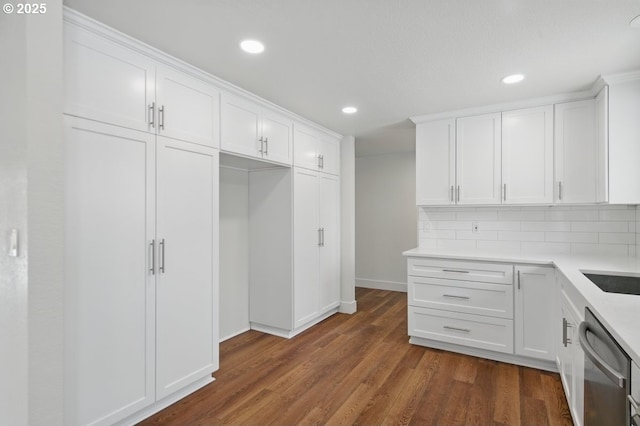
xmin=8 ymin=229 xmax=18 ymax=257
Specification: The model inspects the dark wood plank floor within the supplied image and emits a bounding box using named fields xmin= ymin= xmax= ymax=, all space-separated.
xmin=139 ymin=288 xmax=572 ymax=425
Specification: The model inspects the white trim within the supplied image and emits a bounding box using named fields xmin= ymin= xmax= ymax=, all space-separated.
xmin=410 ymin=90 xmax=594 ymax=124
xmin=113 ymin=376 xmax=214 ymax=426
xmin=409 ymin=337 xmax=558 ymax=372
xmin=62 ymin=7 xmax=343 ymax=140
xmin=356 ymin=278 xmax=407 ymax=293
xmin=250 ymin=308 xmax=339 ymax=339
xmin=339 ymin=300 xmax=357 ymax=314
xmin=219 ymin=327 xmax=251 ymax=343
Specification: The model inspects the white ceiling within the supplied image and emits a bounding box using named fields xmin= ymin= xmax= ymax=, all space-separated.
xmin=64 ymin=0 xmax=640 ymax=156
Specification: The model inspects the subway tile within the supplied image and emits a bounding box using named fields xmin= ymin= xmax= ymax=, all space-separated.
xmin=629 ymin=245 xmax=636 ymax=257
xmin=476 ymin=240 xmax=521 ymax=252
xmin=599 ymin=232 xmax=636 ymax=244
xmin=570 ymin=210 xmax=599 ymax=221
xmin=545 ymin=232 xmax=598 ymax=243
xmin=498 ymin=231 xmax=545 ymax=242
xmin=422 ymin=211 xmax=457 ymax=221
xmin=418 ymin=238 xmax=437 ymax=249
xmin=571 ymin=221 xmax=628 ymax=233
xmin=456 ymin=230 xmax=498 ymax=240
xmin=498 ymin=210 xmax=545 ymax=221
xmin=521 ymin=221 xmax=571 ymax=232
xmin=436 ymin=221 xmax=472 ymax=230
xmin=599 ymin=209 xmax=636 ymax=221
xmin=521 ymin=242 xmax=571 ymax=255
xmin=545 ymin=210 xmax=572 ymax=221
xmin=456 ymin=210 xmax=498 ymax=221
xmin=629 ymin=222 xmax=636 ymax=233
xmin=478 ymin=221 xmax=521 ymax=231
xmin=437 ymin=239 xmax=477 ymax=250
xmin=571 ymin=243 xmax=629 ymax=257
xmin=420 ymin=229 xmax=456 ymax=240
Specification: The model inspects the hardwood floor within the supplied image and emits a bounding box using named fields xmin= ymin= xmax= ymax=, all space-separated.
xmin=139 ymin=288 xmax=573 ymax=425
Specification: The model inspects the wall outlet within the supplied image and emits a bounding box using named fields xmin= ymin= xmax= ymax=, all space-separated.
xmin=423 ymin=221 xmax=431 ymax=232
xmin=472 ymin=222 xmax=479 ymax=233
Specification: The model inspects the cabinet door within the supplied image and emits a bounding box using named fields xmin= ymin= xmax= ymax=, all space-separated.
xmin=294 ymin=124 xmax=320 ymax=171
xmin=514 ymin=266 xmax=556 ymax=360
xmin=293 ymin=168 xmax=320 ymax=327
xmin=456 ymin=113 xmax=502 ymax=204
xmin=554 ymin=99 xmax=598 ymax=203
xmin=595 ymin=87 xmax=609 ymax=203
xmin=261 ymin=109 xmax=293 ymax=165
xmin=220 ymin=92 xmax=262 ymax=158
xmin=64 ymin=117 xmax=155 ymax=425
xmin=319 ymin=174 xmax=340 ymax=313
xmin=559 ymin=299 xmax=574 ymax=405
xmin=502 ymin=106 xmax=553 ymax=204
xmin=318 ymin=135 xmax=340 ymax=175
xmin=416 ymin=120 xmax=456 ymax=205
xmin=156 ymin=66 xmax=220 ymax=148
xmin=64 ymin=24 xmax=155 ymax=132
xmin=156 ymin=138 xmax=218 ymax=400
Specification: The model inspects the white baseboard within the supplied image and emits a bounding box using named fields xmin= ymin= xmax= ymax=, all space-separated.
xmin=251 ymin=308 xmax=339 ymax=339
xmin=356 ymin=278 xmax=407 ymax=293
xmin=339 ymin=299 xmax=357 ymax=314
xmin=219 ymin=326 xmax=251 ymax=343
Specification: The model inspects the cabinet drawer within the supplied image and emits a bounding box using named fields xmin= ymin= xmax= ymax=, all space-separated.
xmin=408 ymin=306 xmax=514 ymax=354
xmin=408 ymin=276 xmax=513 ymax=319
xmin=408 ymin=257 xmax=513 ymax=284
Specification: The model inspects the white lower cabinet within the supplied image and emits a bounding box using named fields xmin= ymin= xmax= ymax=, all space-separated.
xmin=64 ymin=116 xmax=218 ymax=425
xmin=407 ymin=257 xmax=559 ymax=369
xmin=514 ymin=266 xmax=556 ymax=361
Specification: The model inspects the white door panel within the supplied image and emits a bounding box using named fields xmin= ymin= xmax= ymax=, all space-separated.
xmin=319 ymin=174 xmax=340 ymax=312
xmin=294 ymin=125 xmax=320 ymax=171
xmin=262 ymin=110 xmax=292 ymax=164
xmin=416 ymin=120 xmax=455 ymax=205
xmin=220 ymin=93 xmax=261 ymax=158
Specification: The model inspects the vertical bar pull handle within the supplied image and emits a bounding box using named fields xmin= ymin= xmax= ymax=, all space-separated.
xmin=159 ymin=239 xmax=165 ymax=273
xmin=149 ymin=240 xmax=155 ymax=275
xmin=318 ymin=155 xmax=322 ymax=169
xmin=456 ymin=186 xmax=460 ymax=202
xmin=503 ymin=183 xmax=507 ymax=201
xmin=517 ymin=270 xmax=521 ymax=290
xmin=159 ymin=105 xmax=165 ymax=130
xmin=558 ymin=181 xmax=563 ymax=201
xmin=318 ymin=228 xmax=322 ymax=246
xmin=258 ymin=137 xmax=264 ymax=154
xmin=264 ymin=137 xmax=269 ymax=156
xmin=148 ymin=102 xmax=155 ymax=128
xmin=321 ymin=228 xmax=325 ymax=247
xmin=450 ymin=186 xmax=454 ymax=202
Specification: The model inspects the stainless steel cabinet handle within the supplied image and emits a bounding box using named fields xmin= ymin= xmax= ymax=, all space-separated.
xmin=443 ymin=325 xmax=471 ymax=333
xmin=258 ymin=137 xmax=264 ymax=154
xmin=558 ymin=181 xmax=563 ymax=201
xmin=159 ymin=105 xmax=165 ymax=130
xmin=456 ymin=185 xmax=460 ymax=202
xmin=450 ymin=186 xmax=454 ymax=202
xmin=503 ymin=183 xmax=507 ymax=201
xmin=148 ymin=102 xmax=155 ymax=128
xmin=442 ymin=269 xmax=469 ymax=274
xmin=159 ymin=238 xmax=165 ymax=273
xmin=264 ymin=137 xmax=268 ymax=156
xmin=317 ymin=155 xmax=322 ymax=169
xmin=517 ymin=270 xmax=521 ymax=290
xmin=319 ymin=155 xmax=324 ymax=169
xmin=562 ymin=317 xmax=571 ymax=346
xmin=321 ymin=228 xmax=325 ymax=247
xmin=579 ymin=321 xmax=626 ymax=388
xmin=443 ymin=294 xmax=470 ymax=300
xmin=149 ymin=240 xmax=155 ymax=275
xmin=318 ymin=228 xmax=322 ymax=246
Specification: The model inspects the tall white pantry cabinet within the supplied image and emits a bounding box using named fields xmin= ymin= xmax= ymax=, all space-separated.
xmin=63 ymin=8 xmax=343 ymax=425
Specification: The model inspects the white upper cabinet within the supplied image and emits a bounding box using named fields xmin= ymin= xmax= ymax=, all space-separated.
xmin=64 ymin=24 xmax=220 ymax=148
xmin=155 ymin=66 xmax=220 ymax=148
xmin=554 ymin=99 xmax=599 ymax=204
xmin=220 ymin=92 xmax=292 ymax=165
xmin=416 ymin=120 xmax=456 ymax=205
xmin=294 ymin=124 xmax=340 ymax=175
xmin=456 ymin=113 xmax=502 ymax=204
xmin=502 ymin=106 xmax=554 ymax=204
xmin=64 ymin=24 xmax=155 ymax=133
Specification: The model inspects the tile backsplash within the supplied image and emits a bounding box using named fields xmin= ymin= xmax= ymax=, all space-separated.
xmin=418 ymin=205 xmax=639 ymax=257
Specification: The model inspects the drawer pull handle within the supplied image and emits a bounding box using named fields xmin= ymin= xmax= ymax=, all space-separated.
xmin=443 ymin=325 xmax=471 ymax=333
xmin=442 ymin=269 xmax=469 ymax=274
xmin=443 ymin=294 xmax=470 ymax=300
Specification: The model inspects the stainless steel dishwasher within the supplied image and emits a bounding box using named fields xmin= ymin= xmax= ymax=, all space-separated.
xmin=580 ymin=307 xmax=631 ymax=426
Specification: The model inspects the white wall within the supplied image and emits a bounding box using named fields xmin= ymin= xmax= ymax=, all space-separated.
xmin=0 ymin=12 xmax=29 ymax=426
xmin=355 ymin=152 xmax=417 ymax=292
xmin=419 ymin=205 xmax=638 ymax=257
xmin=636 ymin=206 xmax=639 ymax=258
xmin=219 ymin=167 xmax=250 ymax=341
xmin=340 ymin=136 xmax=356 ymax=313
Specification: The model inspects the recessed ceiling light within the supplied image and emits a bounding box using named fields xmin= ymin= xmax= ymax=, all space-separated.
xmin=240 ymin=39 xmax=264 ymax=54
xmin=342 ymin=106 xmax=358 ymax=114
xmin=502 ymin=74 xmax=525 ymax=85
xmin=631 ymin=14 xmax=640 ymax=28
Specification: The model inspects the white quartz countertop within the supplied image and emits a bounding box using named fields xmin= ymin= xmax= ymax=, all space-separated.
xmin=403 ymin=247 xmax=640 ymax=363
